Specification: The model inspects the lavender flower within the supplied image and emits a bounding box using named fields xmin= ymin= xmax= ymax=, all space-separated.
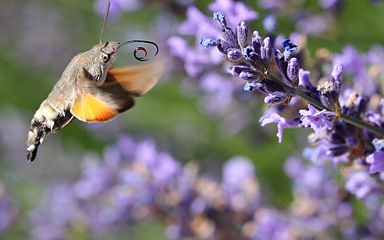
xmin=222 ymin=157 xmax=260 ymax=212
xmin=198 ymin=10 xmax=384 ymax=203
xmin=345 ymin=171 xmax=378 ymax=199
xmin=24 ymin=134 xmax=384 ymax=239
xmin=259 ymin=111 xmax=300 ymax=143
xmin=299 ymin=104 xmax=335 ymax=136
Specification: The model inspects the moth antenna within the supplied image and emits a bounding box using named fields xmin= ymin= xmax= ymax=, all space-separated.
xmin=99 ymin=0 xmax=111 ymax=44
xmin=118 ymin=40 xmax=159 ymax=62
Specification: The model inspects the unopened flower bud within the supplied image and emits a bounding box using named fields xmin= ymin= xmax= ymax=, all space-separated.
xmin=200 ymin=38 xmax=219 ymax=48
xmin=237 ymin=21 xmax=250 ymax=48
xmin=287 ymin=58 xmax=299 ymax=85
xmin=243 ymin=46 xmax=256 ymax=60
xmin=252 ymin=31 xmax=263 ymax=49
xmin=213 ymin=12 xmax=227 ymax=28
xmin=299 ymin=69 xmax=314 ymax=89
xmin=244 ymin=81 xmax=259 ymax=92
xmin=282 ymin=39 xmax=297 ymax=61
xmin=261 ymin=37 xmax=272 ymax=60
xmin=227 ymin=48 xmax=242 ymax=62
xmin=221 ymin=27 xmax=238 ymax=48
xmin=239 ymin=70 xmax=260 ymax=81
xmin=264 ymin=92 xmax=288 ymax=104
xmin=228 ymin=65 xmax=250 ymax=76
xmin=217 ymin=39 xmax=231 ymax=54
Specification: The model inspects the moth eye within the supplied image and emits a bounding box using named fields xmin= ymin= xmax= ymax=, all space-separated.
xmin=100 ymin=53 xmax=109 ymax=63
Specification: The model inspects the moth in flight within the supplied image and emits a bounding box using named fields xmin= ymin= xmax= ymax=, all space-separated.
xmin=26 ymin=0 xmax=163 ymax=161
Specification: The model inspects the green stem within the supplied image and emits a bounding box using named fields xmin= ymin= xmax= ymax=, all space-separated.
xmin=267 ymin=75 xmax=384 ymax=137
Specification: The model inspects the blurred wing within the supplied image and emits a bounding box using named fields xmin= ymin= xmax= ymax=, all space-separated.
xmin=105 ymin=60 xmax=164 ymax=96
xmin=71 ymin=68 xmax=135 ymax=122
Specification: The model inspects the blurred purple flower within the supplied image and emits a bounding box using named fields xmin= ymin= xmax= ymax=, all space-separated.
xmin=223 ymin=157 xmax=255 ymax=188
xmin=366 ymin=150 xmax=384 ymax=174
xmin=73 ymin=155 xmax=113 ymax=199
xmin=25 ymin=134 xmax=384 ymax=239
xmin=0 ymin=184 xmax=17 ymax=234
xmin=199 ymin=73 xmax=236 ymax=114
xmin=168 ymin=36 xmax=222 ymax=77
xmin=306 ymin=142 xmax=349 ymax=166
xmin=263 ymin=15 xmax=277 ymax=33
xmin=319 ymin=0 xmax=340 ymax=9
xmin=94 ymin=0 xmax=142 ymax=18
xmin=259 ymin=0 xmax=285 ymax=12
xmin=222 ymin=156 xmax=259 ymax=211
xmin=254 ymin=208 xmax=290 ymax=240
xmin=333 ymin=46 xmax=377 ymax=95
xmin=345 ymin=171 xmax=378 ymax=199
xmin=209 ymin=0 xmax=258 ymax=28
xmin=296 ymin=15 xmax=331 ymax=36
xmin=178 ymin=6 xmax=216 ymax=37
xmin=151 ymin=153 xmax=181 ymax=187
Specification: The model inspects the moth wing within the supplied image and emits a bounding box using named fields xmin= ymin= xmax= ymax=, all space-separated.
xmin=105 ymin=60 xmax=164 ymax=96
xmin=71 ymin=68 xmax=135 ymax=123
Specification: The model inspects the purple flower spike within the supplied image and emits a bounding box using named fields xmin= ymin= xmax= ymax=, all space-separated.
xmin=237 ymin=21 xmax=250 ymax=48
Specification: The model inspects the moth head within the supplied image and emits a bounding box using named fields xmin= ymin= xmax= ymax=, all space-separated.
xmin=97 ymin=41 xmax=120 ymax=65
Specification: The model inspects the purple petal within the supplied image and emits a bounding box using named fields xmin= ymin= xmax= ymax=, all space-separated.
xmin=367 ymin=151 xmax=384 ymax=174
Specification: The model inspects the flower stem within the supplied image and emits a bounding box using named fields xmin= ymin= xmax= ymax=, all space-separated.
xmin=268 ymin=75 xmax=384 ymax=137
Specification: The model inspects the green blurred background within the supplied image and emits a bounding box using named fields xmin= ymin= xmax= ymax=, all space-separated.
xmin=1 ymin=0 xmax=384 ymax=238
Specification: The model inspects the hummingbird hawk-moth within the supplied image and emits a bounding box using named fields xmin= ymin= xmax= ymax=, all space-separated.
xmin=26 ymin=0 xmax=163 ymax=161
